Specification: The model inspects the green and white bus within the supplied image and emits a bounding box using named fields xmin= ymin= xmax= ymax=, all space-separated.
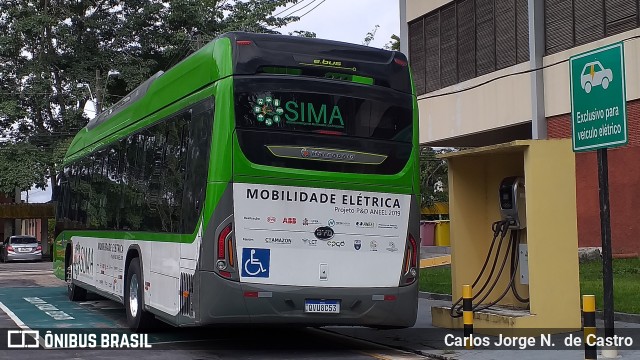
xmin=54 ymin=32 xmax=420 ymax=331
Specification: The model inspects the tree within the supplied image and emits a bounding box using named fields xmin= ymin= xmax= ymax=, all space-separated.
xmin=0 ymin=142 xmax=49 ymax=194
xmin=289 ymin=30 xmax=316 ymax=38
xmin=0 ymin=0 xmax=303 ymax=200
xmin=362 ymin=25 xmax=380 ymax=46
xmin=384 ymin=34 xmax=400 ymax=51
xmin=419 ymin=146 xmax=451 ymax=209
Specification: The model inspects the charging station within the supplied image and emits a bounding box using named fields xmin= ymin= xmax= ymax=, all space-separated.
xmin=431 ymin=139 xmax=581 ymax=335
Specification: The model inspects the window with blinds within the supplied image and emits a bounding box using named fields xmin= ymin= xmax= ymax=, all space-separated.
xmin=408 ymin=0 xmax=530 ymax=95
xmin=544 ymin=0 xmax=640 ymax=55
xmin=408 ymin=0 xmax=640 ymax=95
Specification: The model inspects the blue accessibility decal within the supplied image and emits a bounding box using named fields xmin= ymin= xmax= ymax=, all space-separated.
xmin=241 ymin=248 xmax=270 ymax=278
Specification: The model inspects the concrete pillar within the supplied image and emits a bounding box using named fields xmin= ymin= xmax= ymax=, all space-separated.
xmin=399 ymin=0 xmax=408 ymax=55
xmin=529 ymin=0 xmax=547 ymax=139
xmin=41 ymin=218 xmax=49 ymax=255
xmin=4 ymin=219 xmax=12 ymax=239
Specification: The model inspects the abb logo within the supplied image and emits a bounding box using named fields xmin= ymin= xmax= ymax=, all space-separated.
xmin=282 ymin=218 xmax=297 ymax=224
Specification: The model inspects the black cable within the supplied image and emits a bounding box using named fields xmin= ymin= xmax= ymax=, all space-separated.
xmin=449 ymin=220 xmax=503 ymax=317
xmin=418 ymin=34 xmax=640 ymax=101
xmin=468 ymin=230 xmax=515 ymax=311
xmin=449 ymin=220 xmax=508 ymax=317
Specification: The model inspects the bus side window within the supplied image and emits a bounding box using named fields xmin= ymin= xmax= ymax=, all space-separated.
xmin=182 ymin=98 xmax=214 ymax=234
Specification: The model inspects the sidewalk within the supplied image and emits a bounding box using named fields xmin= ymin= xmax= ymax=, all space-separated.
xmin=332 ymin=298 xmax=640 ymax=359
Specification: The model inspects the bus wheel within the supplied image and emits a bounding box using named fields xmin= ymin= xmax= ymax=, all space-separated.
xmin=67 ymin=264 xmax=87 ymax=301
xmin=125 ymin=258 xmax=154 ymax=332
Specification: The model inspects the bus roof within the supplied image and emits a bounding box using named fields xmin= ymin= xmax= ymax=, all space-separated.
xmin=64 ymin=32 xmax=412 ymax=163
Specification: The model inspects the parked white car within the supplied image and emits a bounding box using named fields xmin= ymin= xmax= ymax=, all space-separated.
xmin=581 ymin=61 xmax=613 ymax=94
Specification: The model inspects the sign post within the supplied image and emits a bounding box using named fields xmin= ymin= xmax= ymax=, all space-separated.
xmin=570 ymin=42 xmax=627 ymax=358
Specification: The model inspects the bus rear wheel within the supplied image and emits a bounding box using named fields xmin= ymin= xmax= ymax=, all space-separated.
xmin=125 ymin=258 xmax=154 ymax=332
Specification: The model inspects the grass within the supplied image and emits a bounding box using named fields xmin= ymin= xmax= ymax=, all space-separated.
xmin=579 ymin=258 xmax=640 ymax=314
xmin=419 ymin=258 xmax=640 ymax=314
xmin=419 ymin=265 xmax=451 ymax=295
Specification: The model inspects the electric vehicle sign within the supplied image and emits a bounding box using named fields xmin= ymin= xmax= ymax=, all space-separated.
xmin=570 ymin=42 xmax=627 ymax=152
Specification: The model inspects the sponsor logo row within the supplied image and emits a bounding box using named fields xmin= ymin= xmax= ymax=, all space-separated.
xmin=243 ymin=236 xmax=399 ymax=252
xmin=244 ymin=216 xmax=398 ymax=229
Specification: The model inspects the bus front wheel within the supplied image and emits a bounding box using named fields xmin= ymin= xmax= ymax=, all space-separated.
xmin=125 ymin=258 xmax=154 ymax=332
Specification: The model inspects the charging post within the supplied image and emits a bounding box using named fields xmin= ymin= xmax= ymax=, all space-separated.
xmin=431 ymin=139 xmax=581 ymax=335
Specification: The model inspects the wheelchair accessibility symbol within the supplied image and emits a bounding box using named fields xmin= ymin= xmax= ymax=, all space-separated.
xmin=241 ymin=248 xmax=270 ymax=278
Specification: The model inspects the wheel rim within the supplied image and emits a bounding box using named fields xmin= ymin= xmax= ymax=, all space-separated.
xmin=129 ymin=273 xmax=139 ymax=318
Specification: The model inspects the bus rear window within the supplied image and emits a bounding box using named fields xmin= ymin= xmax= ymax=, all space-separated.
xmin=235 ymin=90 xmax=412 ymax=142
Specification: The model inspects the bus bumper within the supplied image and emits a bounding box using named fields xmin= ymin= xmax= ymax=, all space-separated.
xmin=195 ymin=270 xmax=418 ymax=327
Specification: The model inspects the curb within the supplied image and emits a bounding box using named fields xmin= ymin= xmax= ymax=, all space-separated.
xmin=595 ymin=310 xmax=640 ymax=324
xmin=420 ymin=292 xmax=640 ymax=324
xmin=419 ymin=291 xmax=452 ymax=301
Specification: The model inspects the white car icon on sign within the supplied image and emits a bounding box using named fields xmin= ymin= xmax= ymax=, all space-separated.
xmin=580 ymin=61 xmax=613 ymax=94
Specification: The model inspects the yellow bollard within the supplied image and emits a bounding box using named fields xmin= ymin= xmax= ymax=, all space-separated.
xmin=583 ymin=295 xmax=596 ymax=360
xmin=463 ymin=284 xmax=473 ymax=349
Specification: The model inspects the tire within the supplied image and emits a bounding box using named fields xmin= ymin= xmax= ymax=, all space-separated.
xmin=584 ymin=82 xmax=592 ymax=94
xmin=125 ymin=258 xmax=154 ymax=332
xmin=602 ymin=77 xmax=610 ymax=90
xmin=67 ymin=264 xmax=87 ymax=301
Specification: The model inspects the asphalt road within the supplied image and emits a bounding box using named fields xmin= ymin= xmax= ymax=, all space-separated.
xmin=0 ymin=260 xmax=432 ymax=360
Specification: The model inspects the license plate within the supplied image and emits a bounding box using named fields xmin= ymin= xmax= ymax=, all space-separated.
xmin=18 ymin=248 xmax=31 ymax=253
xmin=304 ymin=300 xmax=340 ymax=313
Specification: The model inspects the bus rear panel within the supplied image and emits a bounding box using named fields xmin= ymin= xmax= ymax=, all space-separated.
xmin=196 ymin=33 xmax=420 ymax=327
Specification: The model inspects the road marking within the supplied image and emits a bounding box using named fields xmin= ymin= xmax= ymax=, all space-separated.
xmin=0 ymin=301 xmax=47 ymax=349
xmin=420 ymin=255 xmax=451 ymax=268
xmin=0 ymin=270 xmax=52 ymax=276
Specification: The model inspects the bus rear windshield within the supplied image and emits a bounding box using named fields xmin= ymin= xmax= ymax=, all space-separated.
xmin=234 ymin=78 xmax=412 ymax=142
xmin=234 ymin=77 xmax=413 ymax=175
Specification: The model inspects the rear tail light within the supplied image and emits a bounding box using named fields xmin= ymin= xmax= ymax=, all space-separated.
xmin=36 ymin=245 xmax=42 ymax=251
xmin=313 ymin=130 xmax=343 ymax=136
xmin=394 ymin=57 xmax=408 ymax=67
xmin=218 ymin=224 xmax=232 ymax=260
xmin=400 ymin=233 xmax=418 ymax=285
xmin=408 ymin=234 xmax=418 ymax=268
xmin=6 ymin=246 xmax=14 ymax=252
xmin=237 ymin=40 xmax=252 ymax=46
xmin=215 ymin=222 xmax=238 ymax=281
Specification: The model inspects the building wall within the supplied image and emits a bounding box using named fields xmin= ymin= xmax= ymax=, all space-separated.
xmin=548 ymin=100 xmax=640 ymax=255
xmin=407 ymin=2 xmax=640 ymax=145
xmin=418 ymin=62 xmax=532 ymax=144
xmin=21 ymin=219 xmax=42 ymax=242
xmin=406 ymin=0 xmax=452 ymax=21
xmin=544 ymin=29 xmax=640 ymax=117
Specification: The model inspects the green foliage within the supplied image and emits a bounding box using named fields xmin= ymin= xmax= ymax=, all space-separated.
xmin=419 ymin=146 xmax=450 ymax=209
xmin=0 ymin=142 xmax=48 ymax=194
xmin=0 ymin=0 xmax=303 ymax=198
xmin=362 ymin=25 xmax=379 ymax=46
xmin=289 ymin=30 xmax=317 ymax=38
xmin=384 ymin=34 xmax=400 ymax=51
